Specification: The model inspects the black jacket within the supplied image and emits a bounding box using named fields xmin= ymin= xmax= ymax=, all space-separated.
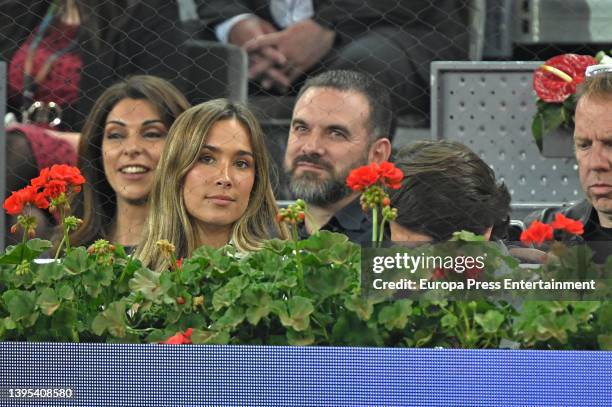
xmin=0 ymin=0 xmax=188 ymax=131
xmin=195 ymin=0 xmax=469 ymax=81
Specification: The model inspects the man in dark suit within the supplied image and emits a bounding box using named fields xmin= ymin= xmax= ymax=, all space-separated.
xmin=195 ymin=0 xmax=469 ymax=116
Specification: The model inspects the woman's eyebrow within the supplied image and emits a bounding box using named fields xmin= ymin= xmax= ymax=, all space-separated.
xmin=201 ymin=145 xmax=254 ymax=157
xmin=105 ymin=119 xmax=164 ymax=126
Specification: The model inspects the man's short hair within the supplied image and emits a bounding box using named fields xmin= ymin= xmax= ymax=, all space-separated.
xmin=576 ymin=70 xmax=612 ymax=104
xmin=296 ymin=70 xmax=395 ymax=142
xmin=391 ymin=140 xmax=511 ymax=241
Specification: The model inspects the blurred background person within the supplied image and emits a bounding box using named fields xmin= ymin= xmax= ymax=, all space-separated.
xmin=59 ymin=75 xmax=190 ymax=252
xmin=195 ymin=0 xmax=468 ymax=117
xmin=2 ymin=0 xmax=187 ymax=244
xmin=390 ymin=140 xmax=511 ymax=243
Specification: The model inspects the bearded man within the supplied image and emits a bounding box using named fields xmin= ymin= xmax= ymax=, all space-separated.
xmin=283 ymin=70 xmax=393 ymax=242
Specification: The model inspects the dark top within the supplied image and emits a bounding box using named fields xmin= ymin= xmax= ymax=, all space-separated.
xmin=195 ymin=0 xmax=469 ymax=82
xmin=1 ymin=0 xmax=188 ymax=131
xmin=298 ymin=197 xmax=373 ymax=244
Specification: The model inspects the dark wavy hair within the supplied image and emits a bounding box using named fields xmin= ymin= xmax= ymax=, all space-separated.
xmin=67 ymin=75 xmax=190 ymax=248
xmin=391 ymin=140 xmax=511 ymax=241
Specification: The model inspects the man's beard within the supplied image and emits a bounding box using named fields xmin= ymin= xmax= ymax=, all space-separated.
xmin=286 ymin=152 xmax=368 ymax=206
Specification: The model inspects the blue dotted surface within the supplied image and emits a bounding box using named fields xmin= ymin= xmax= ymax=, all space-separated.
xmin=0 ymin=343 xmax=610 ymax=406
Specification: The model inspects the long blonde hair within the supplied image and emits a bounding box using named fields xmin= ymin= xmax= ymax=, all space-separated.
xmin=135 ymin=99 xmax=288 ymax=270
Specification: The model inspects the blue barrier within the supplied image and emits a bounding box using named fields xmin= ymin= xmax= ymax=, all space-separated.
xmin=1 ymin=343 xmax=610 ymax=406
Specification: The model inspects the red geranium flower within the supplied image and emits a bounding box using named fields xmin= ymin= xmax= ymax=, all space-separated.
xmin=160 ymin=328 xmax=193 ymax=344
xmin=377 ymin=162 xmax=403 ymax=189
xmin=520 ymin=220 xmax=554 ymax=246
xmin=30 ymin=167 xmax=50 ymax=189
xmin=48 ymin=164 xmax=86 ymax=188
xmin=346 ymin=163 xmax=380 ymax=192
xmin=550 ymin=213 xmax=584 ymax=235
xmin=346 ymin=162 xmax=404 ymax=191
xmin=533 ymin=54 xmax=597 ymax=103
xmin=3 ymin=185 xmax=49 ymax=215
xmin=42 ymin=179 xmax=67 ymax=200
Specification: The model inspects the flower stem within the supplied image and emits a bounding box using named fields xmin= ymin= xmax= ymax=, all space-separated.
xmin=61 ymin=206 xmax=72 ymax=256
xmin=54 ymin=236 xmax=65 ymax=260
xmin=379 ymin=216 xmax=387 ymax=248
xmin=292 ymin=224 xmax=304 ymax=289
xmin=372 ymin=206 xmax=378 ymax=247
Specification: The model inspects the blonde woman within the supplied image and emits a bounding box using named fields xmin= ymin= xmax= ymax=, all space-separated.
xmin=135 ymin=99 xmax=288 ymax=271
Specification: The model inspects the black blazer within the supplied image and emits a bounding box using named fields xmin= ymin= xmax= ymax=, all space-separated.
xmin=0 ymin=0 xmax=188 ymax=131
xmin=195 ymin=0 xmax=469 ymax=80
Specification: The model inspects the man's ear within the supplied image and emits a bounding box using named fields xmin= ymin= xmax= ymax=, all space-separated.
xmin=368 ymin=137 xmax=392 ymax=163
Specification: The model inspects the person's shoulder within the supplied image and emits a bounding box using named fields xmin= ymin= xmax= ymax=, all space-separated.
xmin=524 ymin=199 xmax=592 ymax=225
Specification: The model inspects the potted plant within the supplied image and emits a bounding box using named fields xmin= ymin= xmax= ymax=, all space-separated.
xmin=531 ymin=53 xmax=612 ymax=157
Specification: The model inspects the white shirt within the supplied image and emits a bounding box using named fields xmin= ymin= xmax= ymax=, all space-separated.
xmin=215 ymin=0 xmax=315 ymax=43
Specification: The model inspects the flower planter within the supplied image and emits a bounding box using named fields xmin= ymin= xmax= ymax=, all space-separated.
xmin=541 ymin=126 xmax=574 ymax=158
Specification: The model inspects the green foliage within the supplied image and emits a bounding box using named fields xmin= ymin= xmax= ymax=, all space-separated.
xmin=0 ymin=242 xmax=137 ymax=342
xmin=0 ymin=234 xmax=608 ymax=349
xmin=532 ymin=95 xmax=576 ymax=152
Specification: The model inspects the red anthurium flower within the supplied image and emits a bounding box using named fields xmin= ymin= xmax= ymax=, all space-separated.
xmin=550 ymin=213 xmax=584 ymax=235
xmin=533 ymin=54 xmax=597 ymax=103
xmin=520 ymin=220 xmax=554 ymax=246
xmin=346 ymin=163 xmax=380 ymax=191
xmin=160 ymin=328 xmax=193 ymax=344
xmin=377 ymin=162 xmax=404 ymax=189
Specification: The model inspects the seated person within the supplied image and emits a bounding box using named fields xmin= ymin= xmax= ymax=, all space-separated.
xmin=195 ymin=0 xmax=469 ymax=116
xmin=134 ymin=99 xmax=288 ymax=271
xmin=390 ymin=140 xmax=511 ymax=243
xmin=3 ymin=0 xmax=186 ymax=244
xmin=526 ymin=68 xmax=612 ymax=263
xmin=390 ymin=140 xmax=547 ymax=264
xmin=63 ymin=75 xmax=190 ymax=252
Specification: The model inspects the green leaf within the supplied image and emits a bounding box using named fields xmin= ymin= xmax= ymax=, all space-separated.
xmin=191 ymin=329 xmax=230 ymax=345
xmin=286 ymin=329 xmax=315 ymax=346
xmin=50 ymin=306 xmax=78 ymax=341
xmin=62 ymin=247 xmax=90 ymax=275
xmin=331 ymin=313 xmax=381 ymax=346
xmin=212 ymin=275 xmax=249 ymax=311
xmin=91 ymin=301 xmax=127 ymax=338
xmin=33 ymin=261 xmax=65 ymax=284
xmin=82 ymin=265 xmax=114 ymax=297
xmin=242 ymin=289 xmax=272 ymax=325
xmin=271 ymin=297 xmax=314 ymax=332
xmin=3 ymin=317 xmax=17 ymax=330
xmin=211 ymin=306 xmax=245 ymax=330
xmin=474 ymin=310 xmax=505 ymax=333
xmin=36 ymin=287 xmax=61 ymax=316
xmin=344 ymin=296 xmax=375 ymax=321
xmin=129 ymin=268 xmax=164 ymax=301
xmin=304 ymin=266 xmax=353 ymax=298
xmin=2 ymin=290 xmax=37 ymax=322
xmin=377 ymin=300 xmax=412 ymax=330
xmin=301 ymin=230 xmax=349 ymax=253
xmin=57 ymin=284 xmax=75 ymax=301
xmin=450 ymin=231 xmax=486 ymax=242
xmin=440 ymin=313 xmax=458 ymax=329
xmin=532 ymin=114 xmax=543 ymax=151
xmin=0 ymin=239 xmax=52 ymax=264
